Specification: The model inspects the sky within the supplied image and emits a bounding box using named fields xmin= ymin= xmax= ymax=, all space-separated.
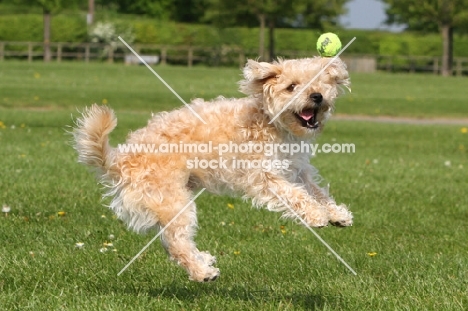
xmin=340 ymin=0 xmax=405 ymax=32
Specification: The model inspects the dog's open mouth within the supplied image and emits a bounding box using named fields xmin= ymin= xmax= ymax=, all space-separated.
xmin=295 ymin=108 xmax=320 ymax=129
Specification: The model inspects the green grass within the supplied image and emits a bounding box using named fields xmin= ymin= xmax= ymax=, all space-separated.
xmin=0 ymin=61 xmax=241 ymax=113
xmin=0 ymin=62 xmax=467 ymax=310
xmin=1 ymin=61 xmax=468 ymax=118
xmin=338 ymin=73 xmax=468 ymax=118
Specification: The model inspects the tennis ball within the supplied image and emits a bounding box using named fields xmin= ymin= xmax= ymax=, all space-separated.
xmin=316 ymin=33 xmax=342 ymax=57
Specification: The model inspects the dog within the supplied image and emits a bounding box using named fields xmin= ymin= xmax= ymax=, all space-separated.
xmin=72 ymin=56 xmax=353 ymax=282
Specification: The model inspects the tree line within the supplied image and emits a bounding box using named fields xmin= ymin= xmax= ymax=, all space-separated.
xmin=2 ymin=0 xmax=468 ymax=76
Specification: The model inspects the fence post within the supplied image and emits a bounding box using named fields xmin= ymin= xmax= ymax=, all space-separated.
xmin=239 ymin=50 xmax=245 ymax=68
xmin=107 ymin=46 xmax=114 ymax=63
xmin=161 ymin=47 xmax=167 ymax=65
xmin=433 ymin=57 xmax=438 ymax=75
xmin=84 ymin=44 xmax=90 ymax=63
xmin=57 ymin=43 xmax=62 ymax=62
xmin=456 ymin=58 xmax=462 ymax=76
xmin=188 ymin=47 xmax=193 ymax=67
xmin=0 ymin=42 xmax=4 ymax=61
xmin=386 ymin=56 xmax=392 ymax=72
xmin=409 ymin=58 xmax=415 ymax=73
xmin=28 ymin=42 xmax=33 ymax=62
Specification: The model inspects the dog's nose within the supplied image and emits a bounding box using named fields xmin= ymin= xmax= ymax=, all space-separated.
xmin=310 ymin=93 xmax=323 ymax=104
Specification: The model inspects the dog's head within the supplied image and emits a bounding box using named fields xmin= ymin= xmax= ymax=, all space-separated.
xmin=239 ymin=57 xmax=350 ymax=137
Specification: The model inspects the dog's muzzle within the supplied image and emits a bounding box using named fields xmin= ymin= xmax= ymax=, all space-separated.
xmin=295 ymin=93 xmax=323 ymax=129
xmin=295 ymin=108 xmax=319 ymax=129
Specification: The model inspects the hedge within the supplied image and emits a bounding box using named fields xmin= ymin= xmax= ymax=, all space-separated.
xmin=1 ymin=13 xmax=468 ymax=57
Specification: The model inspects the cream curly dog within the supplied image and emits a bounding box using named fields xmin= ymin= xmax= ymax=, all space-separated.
xmin=73 ymin=56 xmax=353 ymax=282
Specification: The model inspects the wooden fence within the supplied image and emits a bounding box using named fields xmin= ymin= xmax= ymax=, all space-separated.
xmin=0 ymin=41 xmax=248 ymax=68
xmin=378 ymin=55 xmax=468 ymax=76
xmin=1 ymin=41 xmax=467 ymax=75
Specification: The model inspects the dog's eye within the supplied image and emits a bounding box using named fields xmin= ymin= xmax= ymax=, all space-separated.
xmin=286 ymin=84 xmax=296 ymax=92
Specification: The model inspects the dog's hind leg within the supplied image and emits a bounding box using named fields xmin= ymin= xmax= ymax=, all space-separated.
xmin=150 ymin=186 xmax=219 ymax=282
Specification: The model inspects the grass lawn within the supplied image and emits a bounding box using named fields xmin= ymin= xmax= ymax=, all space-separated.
xmin=0 ymin=61 xmax=467 ymax=310
xmin=1 ymin=61 xmax=468 ymax=118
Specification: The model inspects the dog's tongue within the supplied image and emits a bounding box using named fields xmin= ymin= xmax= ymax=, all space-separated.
xmin=299 ymin=110 xmax=314 ymax=121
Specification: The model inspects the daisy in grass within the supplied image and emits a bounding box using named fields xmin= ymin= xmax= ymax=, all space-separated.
xmin=2 ymin=204 xmax=11 ymax=215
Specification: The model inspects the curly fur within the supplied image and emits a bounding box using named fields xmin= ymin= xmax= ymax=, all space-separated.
xmin=72 ymin=56 xmax=353 ymax=282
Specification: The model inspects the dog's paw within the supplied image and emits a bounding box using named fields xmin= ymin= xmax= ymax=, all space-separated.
xmin=309 ymin=219 xmax=329 ymax=228
xmin=189 ymin=266 xmax=220 ymax=282
xmin=330 ymin=219 xmax=353 ymax=227
xmin=197 ymin=251 xmax=217 ymax=266
xmin=328 ymin=203 xmax=353 ymax=227
xmin=203 ymin=270 xmax=219 ymax=282
xmin=303 ymin=209 xmax=329 ymax=228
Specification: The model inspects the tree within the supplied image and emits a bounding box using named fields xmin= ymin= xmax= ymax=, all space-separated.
xmin=215 ymin=0 xmax=298 ymax=61
xmin=382 ymin=0 xmax=468 ymax=76
xmin=102 ymin=0 xmax=174 ymax=19
xmin=9 ymin=0 xmax=80 ymax=62
xmin=172 ymin=0 xmax=207 ymax=23
xmin=204 ymin=0 xmax=348 ymax=61
xmin=97 ymin=0 xmax=207 ymax=22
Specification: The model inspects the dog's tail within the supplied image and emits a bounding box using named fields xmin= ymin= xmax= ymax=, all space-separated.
xmin=73 ymin=104 xmax=117 ymax=172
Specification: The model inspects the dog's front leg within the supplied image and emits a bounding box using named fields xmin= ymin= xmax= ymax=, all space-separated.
xmin=247 ymin=174 xmax=330 ymax=227
xmin=298 ymin=168 xmax=353 ymax=227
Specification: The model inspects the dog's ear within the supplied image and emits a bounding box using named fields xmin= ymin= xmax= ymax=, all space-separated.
xmin=239 ymin=60 xmax=281 ymax=96
xmin=322 ymin=57 xmax=350 ymax=91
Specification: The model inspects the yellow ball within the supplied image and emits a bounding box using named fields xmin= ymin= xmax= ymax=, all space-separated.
xmin=316 ymin=33 xmax=342 ymax=57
